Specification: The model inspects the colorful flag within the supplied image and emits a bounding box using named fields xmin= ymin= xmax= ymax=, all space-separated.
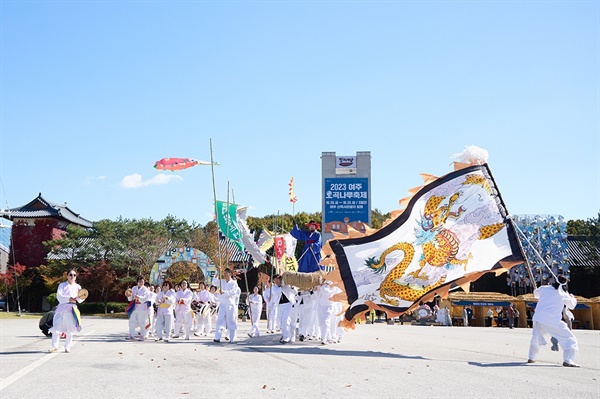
xmin=274 ymin=236 xmax=286 ymax=260
xmin=283 ymin=253 xmax=299 ymax=272
xmin=288 ymin=177 xmax=297 ymax=203
xmin=330 ymin=163 xmax=524 ymax=324
xmin=215 ymin=200 xmax=244 ymax=252
xmin=257 ymin=229 xmax=274 ymax=252
xmin=237 ymin=207 xmax=267 ymax=264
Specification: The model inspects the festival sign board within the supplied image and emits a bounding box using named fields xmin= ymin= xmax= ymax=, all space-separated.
xmin=324 ymin=177 xmax=369 ymax=232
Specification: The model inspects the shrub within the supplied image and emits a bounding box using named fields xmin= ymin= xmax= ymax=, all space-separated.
xmin=46 ymin=293 xmax=58 ymax=307
xmin=77 ymin=302 xmax=127 ymax=314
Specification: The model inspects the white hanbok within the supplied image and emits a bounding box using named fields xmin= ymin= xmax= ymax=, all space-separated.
xmin=528 ymin=284 xmax=578 ymax=365
xmin=50 ymin=281 xmax=83 ymax=351
xmin=214 ymin=279 xmax=239 ymax=342
xmin=155 ymin=289 xmax=176 ymax=341
xmin=127 ymin=285 xmax=150 ymax=339
xmin=196 ymin=289 xmax=216 ymax=336
xmin=316 ymin=282 xmax=336 ymax=344
xmin=175 ymin=288 xmax=194 ymax=339
xmin=246 ymin=293 xmax=263 ymax=337
xmin=264 ymin=284 xmax=281 ymax=333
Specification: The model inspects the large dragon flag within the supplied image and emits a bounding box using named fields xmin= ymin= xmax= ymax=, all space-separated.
xmin=327 ymin=153 xmax=524 ymax=328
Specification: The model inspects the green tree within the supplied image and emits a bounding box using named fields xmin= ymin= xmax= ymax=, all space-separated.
xmin=165 ymin=261 xmax=205 ymax=284
xmin=371 ymin=208 xmax=392 ymax=229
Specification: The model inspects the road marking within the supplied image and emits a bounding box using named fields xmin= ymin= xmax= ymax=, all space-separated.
xmin=0 ymin=330 xmax=95 ymax=391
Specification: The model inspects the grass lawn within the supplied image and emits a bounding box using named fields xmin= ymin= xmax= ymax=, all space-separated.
xmin=0 ymin=311 xmax=44 ymax=319
xmin=0 ymin=311 xmax=128 ymax=319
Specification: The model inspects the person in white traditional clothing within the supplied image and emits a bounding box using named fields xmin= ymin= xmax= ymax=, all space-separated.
xmin=174 ymin=280 xmax=194 ymax=340
xmin=209 ymin=285 xmax=219 ymax=333
xmin=155 ymin=280 xmax=176 ymax=342
xmin=126 ymin=276 xmax=150 ymax=341
xmin=274 ymin=274 xmax=297 ymax=344
xmin=297 ymin=290 xmax=314 ymax=341
xmin=462 ymin=306 xmax=469 ymax=327
xmin=329 ymin=285 xmax=344 ymax=343
xmin=49 ymin=269 xmax=84 ymax=353
xmin=436 ymin=305 xmax=448 ymax=325
xmin=527 ymin=275 xmax=580 ymax=367
xmin=194 ymin=282 xmax=216 ymax=337
xmin=145 ymin=283 xmax=157 ymax=338
xmin=263 ymin=278 xmax=281 ymax=334
xmin=213 ymin=269 xmax=239 ymax=343
xmin=315 ymin=280 xmax=336 ymax=345
xmin=246 ymin=286 xmax=263 ymax=338
xmin=153 ymin=284 xmax=162 ymax=336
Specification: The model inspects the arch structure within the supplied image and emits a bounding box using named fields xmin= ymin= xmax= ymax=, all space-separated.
xmin=150 ymin=247 xmax=218 ymax=285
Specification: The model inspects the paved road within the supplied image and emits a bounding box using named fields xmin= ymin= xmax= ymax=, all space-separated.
xmin=1 ymin=317 xmax=599 ymax=399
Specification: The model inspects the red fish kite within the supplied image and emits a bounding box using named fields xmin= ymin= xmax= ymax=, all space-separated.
xmin=154 ymin=157 xmax=217 ymax=171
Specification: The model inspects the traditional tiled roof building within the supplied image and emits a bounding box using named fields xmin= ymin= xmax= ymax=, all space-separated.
xmin=0 ymin=193 xmax=93 ymax=268
xmin=567 ymin=235 xmax=600 ymax=267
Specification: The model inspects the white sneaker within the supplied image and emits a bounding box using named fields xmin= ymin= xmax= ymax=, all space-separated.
xmin=65 ymin=348 xmax=70 ymax=353
xmin=48 ymin=347 xmax=58 ymax=352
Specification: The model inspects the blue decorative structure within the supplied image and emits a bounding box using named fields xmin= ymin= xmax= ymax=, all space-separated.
xmin=510 ymin=214 xmax=570 ymax=295
xmin=149 ymin=247 xmax=217 ymax=286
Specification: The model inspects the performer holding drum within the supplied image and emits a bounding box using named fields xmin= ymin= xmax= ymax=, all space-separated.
xmin=194 ymin=282 xmax=216 ymax=337
xmin=155 ymin=280 xmax=176 ymax=342
xmin=126 ymin=276 xmax=150 ymax=341
xmin=174 ymin=280 xmax=194 ymax=340
xmin=49 ymin=269 xmax=88 ymax=353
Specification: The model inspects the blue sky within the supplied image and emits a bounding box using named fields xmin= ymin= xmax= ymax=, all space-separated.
xmin=0 ymin=1 xmax=598 ymax=228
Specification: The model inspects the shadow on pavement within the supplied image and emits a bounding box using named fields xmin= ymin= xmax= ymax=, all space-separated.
xmin=468 ymin=361 xmax=556 ymax=368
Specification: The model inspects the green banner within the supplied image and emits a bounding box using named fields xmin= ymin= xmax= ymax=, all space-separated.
xmin=215 ymin=200 xmax=244 ymax=252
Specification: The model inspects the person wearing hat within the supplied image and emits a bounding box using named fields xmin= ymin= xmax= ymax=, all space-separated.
xmin=527 ymin=275 xmax=580 ymax=367
xmin=290 ymin=220 xmax=322 ymax=273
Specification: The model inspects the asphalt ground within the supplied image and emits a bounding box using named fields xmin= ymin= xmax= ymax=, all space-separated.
xmin=0 ymin=317 xmax=599 ymax=399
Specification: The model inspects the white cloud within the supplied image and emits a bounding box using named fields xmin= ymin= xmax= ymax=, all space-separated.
xmin=120 ymin=173 xmax=183 ymax=189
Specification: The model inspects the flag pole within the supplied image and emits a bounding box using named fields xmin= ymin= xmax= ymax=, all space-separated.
xmin=508 ymin=217 xmax=538 ymax=291
xmin=513 ymin=220 xmax=559 ymax=286
xmin=232 ymin=188 xmax=252 ymax=320
xmin=209 ymin=138 xmax=223 ymax=293
xmin=226 ymin=181 xmax=231 ymax=272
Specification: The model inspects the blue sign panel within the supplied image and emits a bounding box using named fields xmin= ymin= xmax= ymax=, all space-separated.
xmin=324 ymin=177 xmax=369 ymax=224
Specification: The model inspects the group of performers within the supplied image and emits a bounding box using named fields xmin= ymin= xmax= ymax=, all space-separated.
xmin=125 ymin=276 xmax=221 ymax=342
xmin=263 ymin=273 xmax=345 ymax=344
xmin=119 ymin=268 xmax=346 ymax=346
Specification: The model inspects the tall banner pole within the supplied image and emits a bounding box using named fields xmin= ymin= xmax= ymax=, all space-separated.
xmin=509 ymin=217 xmax=538 ymax=291
xmin=209 ymin=138 xmax=223 ymax=293
xmin=226 ymin=181 xmax=231 ymax=271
